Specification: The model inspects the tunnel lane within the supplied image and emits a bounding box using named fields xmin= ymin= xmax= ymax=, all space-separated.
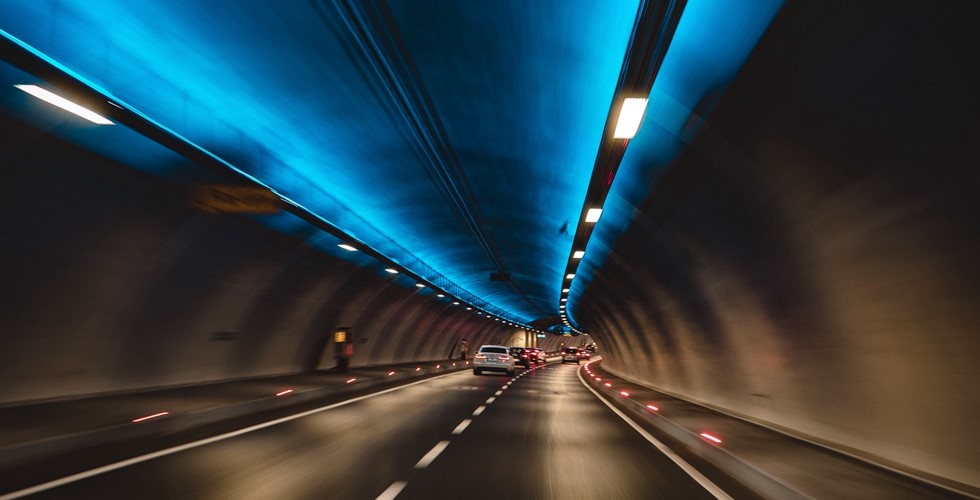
xmin=5 ymin=363 xmax=737 ymax=499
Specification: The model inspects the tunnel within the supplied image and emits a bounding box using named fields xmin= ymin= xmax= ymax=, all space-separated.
xmin=0 ymin=1 xmax=977 ymax=498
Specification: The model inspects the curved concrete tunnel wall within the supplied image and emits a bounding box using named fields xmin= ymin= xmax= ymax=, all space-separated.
xmin=0 ymin=0 xmax=975 ymax=493
xmin=0 ymin=122 xmax=517 ymax=405
xmin=577 ymin=2 xmax=980 ymax=490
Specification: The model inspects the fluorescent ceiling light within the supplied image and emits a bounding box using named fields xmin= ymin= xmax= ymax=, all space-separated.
xmin=338 ymin=244 xmax=357 ymax=252
xmin=453 ymin=302 xmax=460 ymax=305
xmin=466 ymin=307 xmax=472 ymax=311
xmin=385 ymin=268 xmax=398 ymax=274
xmin=573 ymin=251 xmax=585 ymax=259
xmin=613 ymin=97 xmax=647 ymax=139
xmin=585 ymin=208 xmax=602 ymax=223
xmin=561 ymin=298 xmax=567 ymax=302
xmin=415 ymin=283 xmax=425 ymax=288
xmin=437 ymin=294 xmax=445 ymax=298
xmin=562 ymin=288 xmax=569 ymax=293
xmin=566 ymin=274 xmax=575 ymax=280
xmin=15 ymin=84 xmax=114 ymax=125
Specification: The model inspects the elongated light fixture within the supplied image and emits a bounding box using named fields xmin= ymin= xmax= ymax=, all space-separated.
xmin=16 ymin=84 xmax=113 ymax=125
xmin=613 ymin=97 xmax=647 ymax=139
xmin=585 ymin=208 xmax=602 ymax=223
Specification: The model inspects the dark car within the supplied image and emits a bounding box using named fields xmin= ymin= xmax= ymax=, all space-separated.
xmin=561 ymin=347 xmax=582 ymax=364
xmin=510 ymin=347 xmax=532 ymax=368
xmin=530 ymin=347 xmax=546 ymax=364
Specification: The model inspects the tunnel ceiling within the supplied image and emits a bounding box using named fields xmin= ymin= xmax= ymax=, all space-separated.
xmin=0 ymin=1 xmax=782 ymax=331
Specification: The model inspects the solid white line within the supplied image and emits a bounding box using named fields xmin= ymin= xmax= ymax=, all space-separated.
xmin=376 ymin=481 xmax=407 ymax=500
xmin=576 ymin=367 xmax=733 ymax=500
xmin=485 ymin=397 xmax=495 ymax=404
xmin=452 ymin=419 xmax=472 ymax=435
xmin=472 ymin=406 xmax=485 ymax=416
xmin=0 ymin=371 xmax=465 ymax=500
xmin=414 ymin=440 xmax=450 ymax=469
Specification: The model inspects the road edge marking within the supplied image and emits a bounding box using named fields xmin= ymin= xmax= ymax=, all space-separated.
xmin=576 ymin=366 xmax=734 ymax=500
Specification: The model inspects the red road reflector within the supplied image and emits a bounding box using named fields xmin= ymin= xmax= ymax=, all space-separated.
xmin=346 ymin=378 xmax=357 ymax=384
xmin=700 ymin=433 xmax=722 ymax=444
xmin=276 ymin=389 xmax=293 ymax=396
xmin=132 ymin=412 xmax=169 ymax=423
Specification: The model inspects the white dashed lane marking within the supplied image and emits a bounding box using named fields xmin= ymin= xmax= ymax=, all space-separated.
xmin=494 ymin=390 xmax=502 ymax=396
xmin=414 ymin=441 xmax=450 ymax=469
xmin=473 ymin=406 xmax=486 ymax=416
xmin=376 ymin=481 xmax=407 ymax=500
xmin=486 ymin=397 xmax=495 ymax=404
xmin=452 ymin=419 xmax=472 ymax=435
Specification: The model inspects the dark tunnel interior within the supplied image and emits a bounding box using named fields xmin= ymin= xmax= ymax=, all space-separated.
xmin=0 ymin=0 xmax=978 ymax=496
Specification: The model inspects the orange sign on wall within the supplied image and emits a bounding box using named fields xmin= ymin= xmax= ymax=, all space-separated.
xmin=189 ymin=184 xmax=280 ymax=214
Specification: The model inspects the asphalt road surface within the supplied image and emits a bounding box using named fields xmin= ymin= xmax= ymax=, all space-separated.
xmin=10 ymin=363 xmax=736 ymax=499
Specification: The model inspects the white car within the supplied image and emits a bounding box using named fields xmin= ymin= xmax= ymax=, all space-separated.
xmin=473 ymin=345 xmax=516 ymax=376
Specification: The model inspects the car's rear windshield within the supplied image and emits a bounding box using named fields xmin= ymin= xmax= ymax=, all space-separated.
xmin=564 ymin=347 xmax=578 ymax=352
xmin=480 ymin=346 xmax=508 ymax=354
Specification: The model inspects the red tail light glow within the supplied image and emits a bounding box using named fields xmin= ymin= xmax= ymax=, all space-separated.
xmin=276 ymin=389 xmax=293 ymax=396
xmin=646 ymin=404 xmax=659 ymax=411
xmin=346 ymin=378 xmax=357 ymax=384
xmin=416 ymin=367 xmax=421 ymax=371
xmin=700 ymin=433 xmax=722 ymax=444
xmin=620 ymin=391 xmax=629 ymax=397
xmin=388 ymin=371 xmax=396 ymax=376
xmin=604 ymin=383 xmax=612 ymax=387
xmin=132 ymin=412 xmax=169 ymax=423
xmin=595 ymin=377 xmax=602 ymax=381
xmin=498 ymin=355 xmax=510 ymax=360
xmin=475 ymin=354 xmax=487 ymax=360
xmin=436 ymin=364 xmax=441 ymax=368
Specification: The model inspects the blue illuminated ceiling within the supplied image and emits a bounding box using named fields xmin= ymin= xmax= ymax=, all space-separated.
xmin=0 ymin=0 xmax=782 ymax=330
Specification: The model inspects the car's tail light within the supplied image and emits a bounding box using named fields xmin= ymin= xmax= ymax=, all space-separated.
xmin=475 ymin=354 xmax=487 ymax=360
xmin=498 ymin=355 xmax=510 ymax=360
